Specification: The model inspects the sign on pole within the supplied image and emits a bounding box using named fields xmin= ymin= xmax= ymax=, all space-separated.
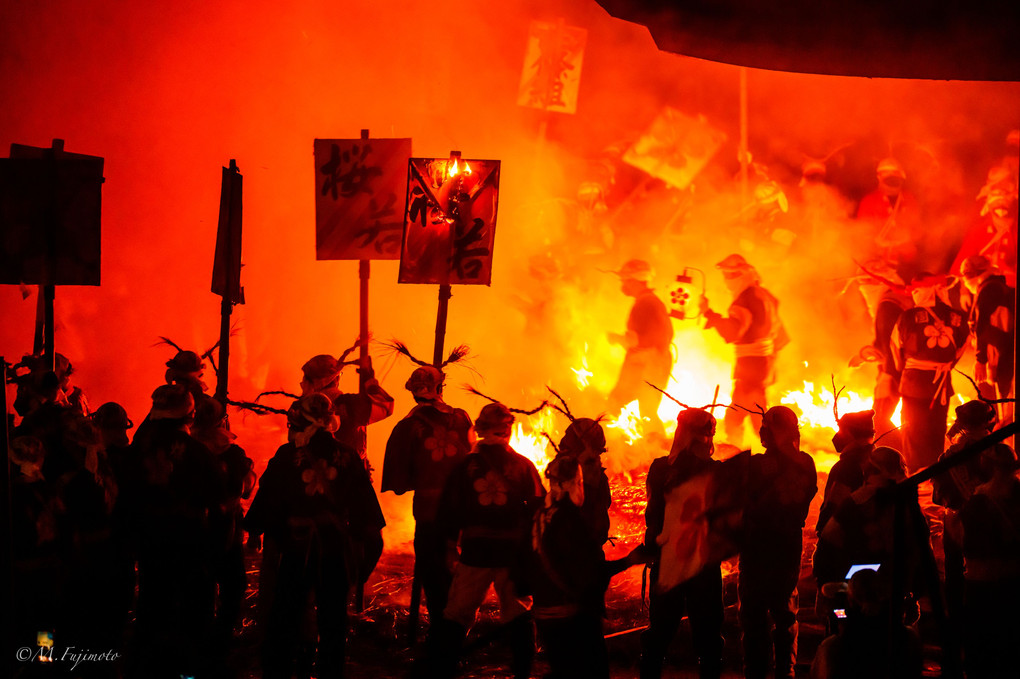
xmin=516 ymin=20 xmax=587 ymax=115
xmin=212 ymin=160 xmax=244 ymax=304
xmin=314 ymin=137 xmax=412 ymax=260
xmin=0 ymin=142 xmax=103 ymax=286
xmin=622 ymin=107 xmax=727 ymax=190
xmin=398 ymin=156 xmax=500 ymax=286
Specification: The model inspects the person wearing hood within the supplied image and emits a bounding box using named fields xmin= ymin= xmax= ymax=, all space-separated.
xmin=739 ymin=406 xmax=817 ymax=679
xmin=699 ymin=254 xmax=789 ymax=448
xmin=959 ymin=442 xmax=1020 ymax=679
xmin=960 ymin=254 xmax=1015 ymax=424
xmin=530 ymin=455 xmax=610 ymax=679
xmin=553 ymin=417 xmax=612 ymax=545
xmin=932 ymin=400 xmax=1002 ymax=675
xmin=382 ymin=365 xmax=474 ymax=621
xmin=640 ymin=407 xmax=726 ymax=679
xmin=245 ymin=393 xmax=385 ymax=679
xmin=430 ymin=402 xmax=546 ymax=679
xmin=817 ymin=411 xmax=876 ymax=536
xmin=129 ymin=383 xmax=227 ymax=679
xmin=192 ymin=394 xmax=255 ymax=644
xmin=889 ymin=273 xmax=970 ymax=470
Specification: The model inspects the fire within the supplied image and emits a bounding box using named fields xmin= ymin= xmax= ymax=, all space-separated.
xmin=509 ymin=407 xmax=559 ymax=471
xmin=447 ymin=157 xmax=472 ymax=178
xmin=605 ymin=400 xmax=645 ymax=446
xmin=780 ymin=380 xmax=902 ymax=430
xmin=571 ymin=344 xmax=593 ymax=389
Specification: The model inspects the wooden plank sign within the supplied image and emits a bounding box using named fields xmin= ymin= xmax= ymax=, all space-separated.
xmin=0 ymin=143 xmax=104 ymax=286
xmin=516 ymin=20 xmax=587 ymax=115
xmin=211 ymin=160 xmax=244 ymax=304
xmin=622 ymin=107 xmax=727 ymax=190
xmin=314 ymin=137 xmax=412 ymax=260
xmin=398 ymin=157 xmax=500 ymax=286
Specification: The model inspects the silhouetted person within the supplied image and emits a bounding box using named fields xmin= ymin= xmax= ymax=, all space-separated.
xmin=429 ymin=403 xmax=546 ymax=679
xmin=959 ymin=442 xmax=1020 ymax=679
xmin=129 ymin=384 xmax=226 ymax=679
xmin=607 ymin=259 xmax=673 ymax=439
xmin=810 ymin=569 xmax=922 ymax=679
xmin=192 ymin=394 xmax=255 ymax=645
xmin=300 ymin=352 xmax=394 ymax=475
xmin=814 ymin=410 xmax=876 ymax=629
xmin=640 ymin=408 xmax=725 ymax=679
xmin=381 ymin=365 xmax=473 ymax=621
xmin=932 ymin=400 xmax=999 ymax=676
xmin=531 ymin=455 xmax=610 ymax=679
xmin=245 ymin=394 xmax=385 ymax=679
xmin=553 ymin=417 xmax=612 ymax=545
xmin=739 ymin=406 xmax=817 ymax=679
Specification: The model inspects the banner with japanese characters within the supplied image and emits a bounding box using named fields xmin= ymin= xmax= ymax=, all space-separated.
xmin=516 ymin=20 xmax=587 ymax=115
xmin=314 ymin=137 xmax=412 ymax=260
xmin=398 ymin=157 xmax=500 ymax=286
xmin=623 ymin=107 xmax=727 ymax=190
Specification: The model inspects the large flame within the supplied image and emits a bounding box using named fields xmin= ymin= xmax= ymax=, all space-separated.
xmin=605 ymin=400 xmax=645 ymax=446
xmin=781 ymin=380 xmax=902 ymax=431
xmin=508 ymin=407 xmax=559 ymax=472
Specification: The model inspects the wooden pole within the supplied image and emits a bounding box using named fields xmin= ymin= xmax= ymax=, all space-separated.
xmin=1 ymin=357 xmax=12 ymax=677
xmin=214 ymin=159 xmax=240 ymax=405
xmin=739 ymin=67 xmax=749 ymax=222
xmin=359 ymin=130 xmax=371 ymax=395
xmin=41 ymin=140 xmax=62 ymax=371
xmin=433 ymin=285 xmax=453 ymax=367
xmin=42 ymin=284 xmax=55 ymax=371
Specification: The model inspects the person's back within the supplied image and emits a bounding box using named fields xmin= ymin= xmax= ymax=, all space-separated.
xmin=811 ymin=569 xmax=922 ymax=679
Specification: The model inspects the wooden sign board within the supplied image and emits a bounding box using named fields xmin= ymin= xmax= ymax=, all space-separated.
xmin=0 ymin=143 xmax=104 ymax=286
xmin=622 ymin=108 xmax=727 ymax=190
xmin=398 ymin=157 xmax=500 ymax=286
xmin=314 ymin=137 xmax=412 ymax=260
xmin=211 ymin=162 xmax=244 ymax=304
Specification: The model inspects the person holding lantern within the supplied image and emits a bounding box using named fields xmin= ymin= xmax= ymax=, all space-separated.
xmin=699 ymin=254 xmax=789 ymax=448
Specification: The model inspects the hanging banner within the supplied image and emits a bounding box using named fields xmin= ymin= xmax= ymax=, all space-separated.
xmin=516 ymin=20 xmax=587 ymax=115
xmin=0 ymin=143 xmax=104 ymax=286
xmin=398 ymin=157 xmax=500 ymax=286
xmin=623 ymin=107 xmax=727 ymax=190
xmin=314 ymin=137 xmax=412 ymax=260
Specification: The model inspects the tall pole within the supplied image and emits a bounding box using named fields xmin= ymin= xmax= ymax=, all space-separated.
xmin=739 ymin=67 xmax=749 ymax=221
xmin=433 ymin=285 xmax=452 ymax=367
xmin=215 ymin=159 xmax=241 ymax=405
xmin=1 ymin=357 xmax=14 ymax=677
xmin=359 ymin=130 xmax=372 ymax=394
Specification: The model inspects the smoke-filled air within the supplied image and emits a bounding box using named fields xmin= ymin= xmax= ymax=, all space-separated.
xmin=3 ymin=0 xmax=1019 ymax=551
